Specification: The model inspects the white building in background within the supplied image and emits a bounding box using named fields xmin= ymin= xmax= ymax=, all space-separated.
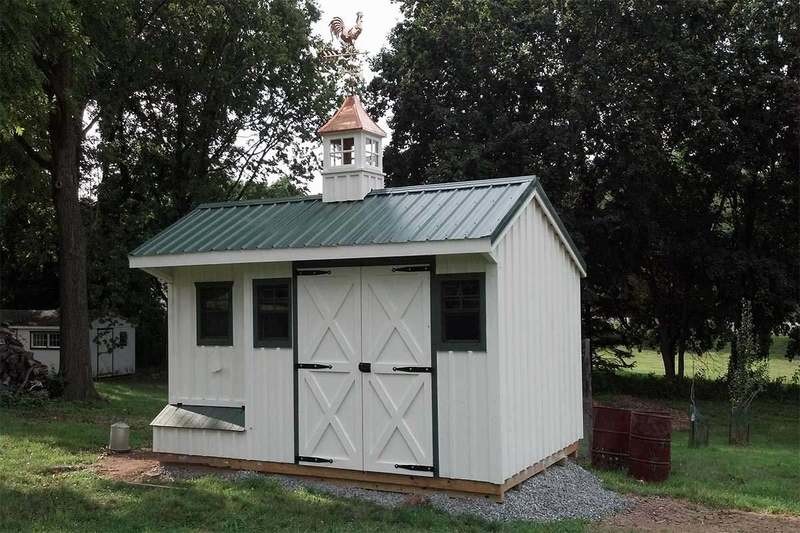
xmin=129 ymin=95 xmax=585 ymax=501
xmin=0 ymin=309 xmax=136 ymax=378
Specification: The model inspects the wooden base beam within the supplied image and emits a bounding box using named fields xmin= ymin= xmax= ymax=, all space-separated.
xmin=156 ymin=440 xmax=579 ymax=503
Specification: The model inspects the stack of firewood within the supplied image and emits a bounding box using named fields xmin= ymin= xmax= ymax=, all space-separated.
xmin=0 ymin=327 xmax=51 ymax=396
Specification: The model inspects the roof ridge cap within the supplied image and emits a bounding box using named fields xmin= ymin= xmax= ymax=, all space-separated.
xmin=368 ymin=175 xmax=537 ymax=195
xmin=198 ymin=194 xmax=320 ymax=209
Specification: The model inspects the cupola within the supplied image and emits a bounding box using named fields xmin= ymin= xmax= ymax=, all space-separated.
xmin=319 ymin=95 xmax=386 ymax=202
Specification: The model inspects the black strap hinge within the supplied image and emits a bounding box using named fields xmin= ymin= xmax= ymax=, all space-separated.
xmin=392 ymin=265 xmax=430 ymax=272
xmin=395 ymin=464 xmax=434 ymax=472
xmin=393 ymin=366 xmax=433 ymax=373
xmin=296 ymin=363 xmax=333 ymax=370
xmin=297 ymin=455 xmax=333 ymax=464
xmin=296 ymin=270 xmax=331 ymax=276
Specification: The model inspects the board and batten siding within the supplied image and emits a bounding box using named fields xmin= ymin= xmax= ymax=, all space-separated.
xmin=155 ymin=263 xmax=294 ymax=462
xmin=494 ymin=193 xmax=583 ymax=481
xmin=434 ymin=255 xmax=502 ymax=483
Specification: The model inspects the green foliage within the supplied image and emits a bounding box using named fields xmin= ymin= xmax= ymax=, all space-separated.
xmin=370 ymin=0 xmax=800 ymax=379
xmin=729 ymin=300 xmax=770 ymax=413
xmin=1 ymin=1 xmax=340 ymax=367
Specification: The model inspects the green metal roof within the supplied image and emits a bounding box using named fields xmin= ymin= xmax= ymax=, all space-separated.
xmin=131 ymin=176 xmax=539 ymax=257
xmin=151 ymin=404 xmax=245 ymax=432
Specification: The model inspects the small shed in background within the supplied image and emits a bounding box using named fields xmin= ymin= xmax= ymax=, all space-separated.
xmin=0 ymin=309 xmax=136 ymax=378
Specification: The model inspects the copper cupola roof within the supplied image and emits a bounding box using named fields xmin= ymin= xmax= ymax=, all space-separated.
xmin=318 ymin=95 xmax=386 ymax=137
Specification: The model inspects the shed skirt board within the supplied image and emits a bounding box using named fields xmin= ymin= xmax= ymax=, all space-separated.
xmin=154 ymin=441 xmax=578 ymax=502
xmin=295 ymin=265 xmax=434 ymax=476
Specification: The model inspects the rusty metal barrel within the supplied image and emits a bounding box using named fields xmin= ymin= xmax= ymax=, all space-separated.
xmin=591 ymin=406 xmax=631 ymax=470
xmin=628 ymin=410 xmax=672 ymax=482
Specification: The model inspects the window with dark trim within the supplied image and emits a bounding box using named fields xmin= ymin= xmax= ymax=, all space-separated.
xmin=433 ymin=274 xmax=486 ymax=351
xmin=196 ymin=282 xmax=233 ymax=346
xmin=253 ymin=278 xmax=292 ymax=348
xmin=118 ymin=331 xmax=128 ymax=347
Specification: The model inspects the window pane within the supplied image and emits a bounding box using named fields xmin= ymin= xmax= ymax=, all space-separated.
xmin=198 ymin=285 xmax=231 ymax=342
xmin=443 ymin=312 xmax=481 ymax=342
xmin=118 ymin=331 xmax=128 ymax=347
xmin=49 ymin=332 xmax=60 ymax=348
xmin=254 ymin=280 xmax=291 ymax=345
xmin=342 ymin=137 xmax=354 ymax=150
xmin=440 ymin=279 xmax=482 ymax=344
xmin=31 ymin=331 xmax=49 ymax=348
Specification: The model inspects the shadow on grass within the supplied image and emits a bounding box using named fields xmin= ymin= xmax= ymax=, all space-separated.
xmin=0 ymin=473 xmax=587 ymax=532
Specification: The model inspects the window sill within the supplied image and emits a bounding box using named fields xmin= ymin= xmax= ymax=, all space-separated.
xmin=435 ymin=342 xmax=486 ymax=352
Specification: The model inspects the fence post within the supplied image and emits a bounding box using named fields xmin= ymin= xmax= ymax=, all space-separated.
xmin=581 ymin=338 xmax=593 ymax=458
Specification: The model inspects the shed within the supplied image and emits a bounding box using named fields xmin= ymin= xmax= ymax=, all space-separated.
xmin=130 ymin=95 xmax=586 ymax=500
xmin=0 ymin=309 xmax=136 ymax=377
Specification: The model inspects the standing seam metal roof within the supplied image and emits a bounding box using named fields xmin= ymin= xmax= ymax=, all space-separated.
xmin=130 ymin=176 xmax=582 ymax=264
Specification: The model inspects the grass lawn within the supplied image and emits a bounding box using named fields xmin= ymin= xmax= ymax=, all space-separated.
xmin=592 ymin=395 xmax=800 ymax=515
xmin=622 ymin=336 xmax=799 ymax=380
xmin=0 ymin=377 xmax=583 ymax=532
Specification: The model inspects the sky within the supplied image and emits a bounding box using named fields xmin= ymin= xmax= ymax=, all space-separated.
xmin=308 ymin=0 xmax=403 ymax=193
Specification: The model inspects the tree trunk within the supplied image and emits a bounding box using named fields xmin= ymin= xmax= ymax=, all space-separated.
xmin=48 ymin=54 xmax=98 ymax=401
xmin=659 ymin=336 xmax=676 ymax=379
xmin=677 ymin=338 xmax=686 ymax=379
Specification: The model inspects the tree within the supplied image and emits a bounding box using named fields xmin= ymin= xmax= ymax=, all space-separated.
xmin=86 ymin=0 xmax=337 ymax=363
xmin=0 ymin=1 xmax=138 ymax=399
xmin=1 ymin=0 xmax=337 ymax=394
xmin=369 ymin=0 xmax=799 ymax=379
xmin=728 ymin=299 xmax=769 ymax=444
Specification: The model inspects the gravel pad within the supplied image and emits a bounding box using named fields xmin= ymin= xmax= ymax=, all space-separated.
xmin=428 ymin=461 xmax=629 ymax=522
xmin=161 ymin=460 xmax=628 ymax=522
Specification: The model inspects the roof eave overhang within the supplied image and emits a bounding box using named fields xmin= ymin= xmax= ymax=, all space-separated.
xmin=129 ymin=238 xmax=492 ymax=270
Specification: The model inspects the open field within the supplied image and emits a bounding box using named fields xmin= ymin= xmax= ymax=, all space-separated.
xmin=593 ymin=395 xmax=800 ymax=515
xmin=622 ymin=336 xmax=799 ymax=380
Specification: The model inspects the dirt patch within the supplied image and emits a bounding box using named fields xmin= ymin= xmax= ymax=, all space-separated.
xmin=599 ymin=495 xmax=800 ymax=532
xmin=596 ymin=395 xmax=690 ymax=431
xmin=93 ymin=450 xmax=163 ymax=482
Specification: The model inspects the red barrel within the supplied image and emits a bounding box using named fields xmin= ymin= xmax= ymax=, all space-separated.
xmin=628 ymin=410 xmax=672 ymax=482
xmin=592 ymin=406 xmax=631 ymax=470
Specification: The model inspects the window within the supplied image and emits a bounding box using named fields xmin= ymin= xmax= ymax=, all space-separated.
xmin=30 ymin=331 xmax=59 ymax=349
xmin=434 ymin=274 xmax=485 ymax=350
xmin=196 ymin=282 xmax=234 ymax=346
xmin=253 ymin=279 xmax=292 ymax=347
xmin=365 ymin=137 xmax=380 ymax=166
xmin=118 ymin=331 xmax=128 ymax=347
xmin=330 ymin=137 xmax=354 ymax=166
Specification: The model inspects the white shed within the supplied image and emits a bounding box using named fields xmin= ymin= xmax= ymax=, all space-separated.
xmin=0 ymin=309 xmax=136 ymax=378
xmin=130 ymin=95 xmax=586 ymax=500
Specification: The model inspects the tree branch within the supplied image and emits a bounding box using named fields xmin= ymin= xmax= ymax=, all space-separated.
xmin=14 ymin=135 xmax=52 ymax=170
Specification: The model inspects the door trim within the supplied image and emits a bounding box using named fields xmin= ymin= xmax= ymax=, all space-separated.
xmin=291 ymin=258 xmax=439 ymax=477
xmin=95 ymin=327 xmax=115 ymax=377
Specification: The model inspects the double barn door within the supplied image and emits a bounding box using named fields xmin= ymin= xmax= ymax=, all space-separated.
xmin=296 ymin=266 xmax=434 ymax=476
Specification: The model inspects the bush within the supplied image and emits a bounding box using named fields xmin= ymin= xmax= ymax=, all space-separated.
xmin=592 ymin=370 xmax=799 ymax=404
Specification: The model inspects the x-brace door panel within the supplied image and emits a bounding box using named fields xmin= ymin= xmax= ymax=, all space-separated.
xmin=361 ymin=266 xmax=433 ymax=476
xmin=297 ymin=267 xmax=363 ymax=470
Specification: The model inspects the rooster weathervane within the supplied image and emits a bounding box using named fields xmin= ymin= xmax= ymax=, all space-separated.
xmin=322 ymin=12 xmax=366 ymax=63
